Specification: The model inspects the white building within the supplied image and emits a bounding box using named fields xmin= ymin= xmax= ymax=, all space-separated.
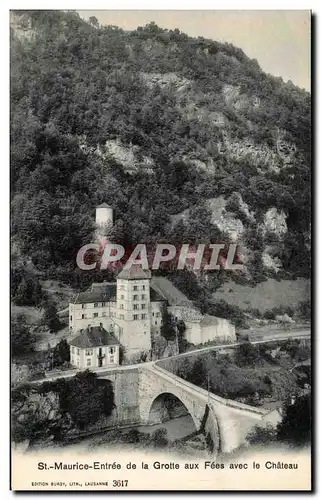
xmin=69 ymin=324 xmax=120 ymax=369
xmin=69 ymin=265 xmax=165 ymax=361
xmin=69 ymin=266 xmax=236 ymax=362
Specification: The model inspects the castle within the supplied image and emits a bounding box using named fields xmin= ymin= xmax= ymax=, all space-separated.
xmin=68 ymin=205 xmax=236 ymax=367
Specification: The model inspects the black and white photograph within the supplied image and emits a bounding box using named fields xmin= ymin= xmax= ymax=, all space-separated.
xmin=10 ymin=8 xmax=311 ymax=491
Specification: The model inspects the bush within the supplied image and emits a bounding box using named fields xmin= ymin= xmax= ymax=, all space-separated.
xmin=52 ymin=339 xmax=70 ymax=367
xmin=298 ymin=300 xmax=311 ymax=320
xmin=207 ymin=300 xmax=248 ymax=328
xmin=277 ymin=394 xmax=311 ymax=447
xmin=247 ymin=424 xmax=277 ymax=445
xmin=42 ymin=301 xmax=61 ymax=333
xmin=11 ymin=314 xmax=35 ymax=356
xmin=151 ymin=428 xmax=168 ymax=448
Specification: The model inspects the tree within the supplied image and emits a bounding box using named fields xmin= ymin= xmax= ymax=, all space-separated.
xmin=57 ymin=370 xmax=115 ymax=430
xmin=52 ymin=339 xmax=70 ymax=367
xmin=277 ymin=394 xmax=311 ymax=447
xmin=89 ymin=16 xmax=99 ymax=28
xmin=42 ymin=301 xmax=61 ymax=333
xmin=11 ymin=315 xmax=35 ymax=356
xmin=234 ymin=342 xmax=260 ymax=366
xmin=190 ymin=358 xmax=207 ymax=388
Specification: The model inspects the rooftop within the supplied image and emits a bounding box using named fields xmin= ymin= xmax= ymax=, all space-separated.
xmin=70 ymin=325 xmax=120 ymax=349
xmin=150 ymin=276 xmax=193 ymax=306
xmin=73 ymin=282 xmax=116 ymax=304
xmin=96 ymin=203 xmax=112 ymax=209
xmin=117 ymin=265 xmax=151 ymax=280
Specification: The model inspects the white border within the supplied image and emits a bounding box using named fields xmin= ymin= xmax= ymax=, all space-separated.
xmin=1 ymin=1 xmax=317 ymax=498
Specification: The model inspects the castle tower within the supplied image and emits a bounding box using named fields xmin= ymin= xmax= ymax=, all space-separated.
xmin=115 ymin=265 xmax=152 ymax=360
xmin=96 ymin=203 xmax=113 ymax=228
xmin=95 ymin=203 xmax=113 ymax=244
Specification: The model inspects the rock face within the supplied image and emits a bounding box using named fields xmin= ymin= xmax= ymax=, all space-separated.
xmin=206 ymin=197 xmax=244 ymax=242
xmin=12 ymin=390 xmax=64 ymax=445
xmin=263 ymin=208 xmax=287 ymax=237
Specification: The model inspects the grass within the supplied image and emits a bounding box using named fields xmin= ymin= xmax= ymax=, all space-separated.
xmin=215 ymin=277 xmax=310 ymax=313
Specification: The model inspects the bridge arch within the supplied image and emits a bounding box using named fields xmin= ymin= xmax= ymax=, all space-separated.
xmin=147 ymin=392 xmax=198 ymax=431
xmin=142 ymin=383 xmax=206 ymax=432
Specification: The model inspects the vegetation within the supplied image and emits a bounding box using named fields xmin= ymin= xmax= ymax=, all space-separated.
xmin=51 ymin=339 xmax=70 ymax=367
xmin=12 ymin=370 xmax=115 ymax=444
xmin=277 ymin=393 xmax=311 ymax=447
xmin=42 ymin=300 xmax=61 ymax=332
xmin=160 ymin=339 xmax=310 ymax=405
xmin=10 ymin=10 xmax=311 ymax=296
xmin=11 ymin=314 xmax=35 ymax=356
xmin=247 ymin=393 xmax=311 ymax=448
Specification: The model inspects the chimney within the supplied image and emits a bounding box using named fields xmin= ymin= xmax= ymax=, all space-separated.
xmin=99 ymin=322 xmax=103 ymax=331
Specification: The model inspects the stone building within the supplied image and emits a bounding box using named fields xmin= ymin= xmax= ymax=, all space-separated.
xmin=69 ymin=269 xmax=236 ymax=362
xmin=68 ymin=204 xmax=236 ymax=363
xmin=69 ymin=324 xmax=120 ymax=369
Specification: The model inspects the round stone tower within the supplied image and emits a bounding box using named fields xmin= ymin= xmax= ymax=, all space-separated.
xmin=96 ymin=203 xmax=113 ymax=228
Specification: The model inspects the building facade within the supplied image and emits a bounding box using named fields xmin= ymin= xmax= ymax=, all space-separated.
xmin=69 ymin=266 xmax=165 ymax=360
xmin=69 ymin=325 xmax=120 ymax=369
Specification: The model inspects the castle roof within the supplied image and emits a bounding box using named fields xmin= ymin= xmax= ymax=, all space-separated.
xmin=96 ymin=203 xmax=112 ymax=209
xmin=70 ymin=325 xmax=119 ymax=349
xmin=150 ymin=276 xmax=193 ymax=307
xmin=117 ymin=265 xmax=151 ymax=280
xmin=73 ymin=282 xmax=116 ymax=304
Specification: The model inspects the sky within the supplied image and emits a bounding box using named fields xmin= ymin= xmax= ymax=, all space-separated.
xmin=77 ymin=10 xmax=311 ymax=91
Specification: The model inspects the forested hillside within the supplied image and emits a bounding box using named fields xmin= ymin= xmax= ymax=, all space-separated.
xmin=10 ymin=10 xmax=311 ymax=298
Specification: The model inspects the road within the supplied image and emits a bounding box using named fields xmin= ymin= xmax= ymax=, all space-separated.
xmin=34 ymin=327 xmax=310 ymax=383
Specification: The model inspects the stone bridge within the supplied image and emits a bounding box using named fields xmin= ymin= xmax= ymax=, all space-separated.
xmin=98 ymin=362 xmax=281 ymax=454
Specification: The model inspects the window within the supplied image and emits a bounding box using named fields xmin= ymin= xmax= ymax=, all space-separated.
xmin=94 ymin=303 xmax=98 ymax=308
xmin=102 ymin=302 xmax=106 ymax=307
xmin=87 ymin=358 xmax=91 ymax=366
xmin=155 ymin=321 xmax=158 ymax=325
xmin=70 ymin=315 xmax=72 ymax=321
xmin=110 ymin=356 xmax=114 ymax=363
xmin=141 ymin=304 xmax=146 ymax=310
xmin=119 ymin=314 xmax=124 ymax=320
xmin=133 ymin=314 xmax=139 ymax=320
xmin=77 ymin=349 xmax=80 ymax=355
xmin=142 ymin=285 xmax=145 ymax=290
xmin=133 ymin=285 xmax=138 ymax=291
xmin=109 ymin=347 xmax=115 ymax=354
xmin=133 ymin=295 xmax=138 ymax=301
xmin=85 ymin=349 xmax=93 ymax=356
xmin=141 ymin=313 xmax=147 ymax=319
xmin=121 ymin=294 xmax=124 ymax=300
xmin=120 ymin=304 xmax=124 ymax=310
xmin=152 ymin=312 xmax=155 ymax=316
xmin=82 ymin=304 xmax=85 ymax=309
xmin=93 ymin=313 xmax=98 ymax=318
xmin=133 ymin=304 xmax=139 ymax=310
xmin=156 ymin=312 xmax=161 ymax=318
xmin=141 ymin=294 xmax=146 ymax=300
xmin=102 ymin=312 xmax=106 ymax=317
xmin=82 ymin=314 xmax=87 ymax=319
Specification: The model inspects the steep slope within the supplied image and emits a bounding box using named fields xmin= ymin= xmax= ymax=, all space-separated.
xmin=10 ymin=10 xmax=311 ymax=291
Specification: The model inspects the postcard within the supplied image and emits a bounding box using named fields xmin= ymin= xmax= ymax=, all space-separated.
xmin=10 ymin=9 xmax=311 ymax=491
